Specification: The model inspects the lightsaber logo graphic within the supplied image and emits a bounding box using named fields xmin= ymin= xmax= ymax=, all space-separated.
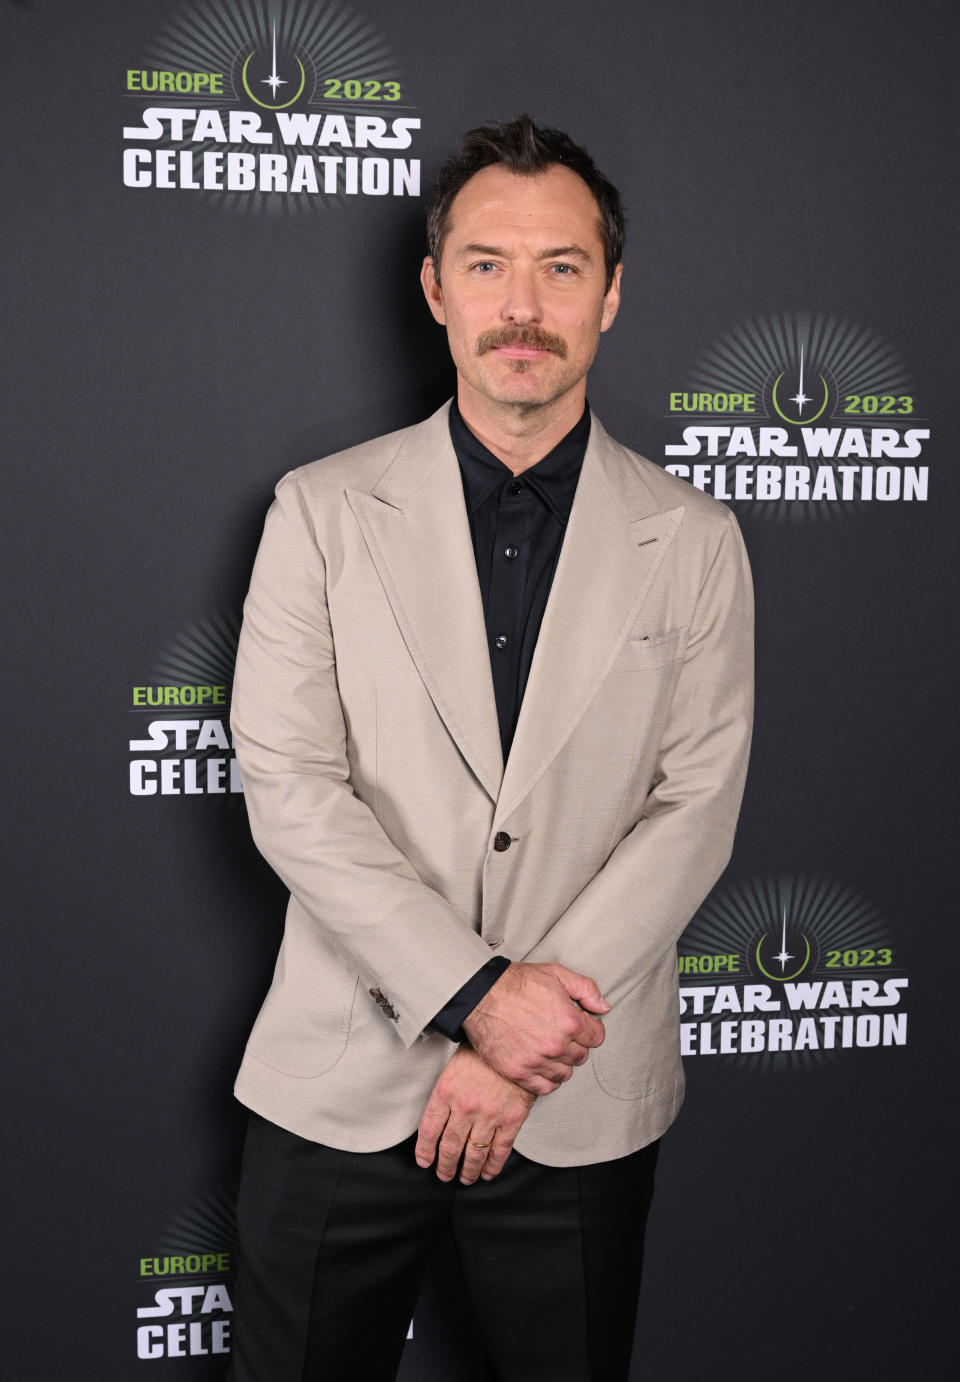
xmin=241 ymin=22 xmax=306 ymax=109
xmin=771 ymin=344 xmax=830 ymax=426
xmin=754 ymin=906 xmax=811 ymax=981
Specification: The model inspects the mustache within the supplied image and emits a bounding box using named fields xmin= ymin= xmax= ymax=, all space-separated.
xmin=475 ymin=326 xmax=568 ymax=359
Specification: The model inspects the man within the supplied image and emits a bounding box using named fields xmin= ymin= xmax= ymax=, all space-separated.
xmin=228 ymin=116 xmax=753 ymax=1382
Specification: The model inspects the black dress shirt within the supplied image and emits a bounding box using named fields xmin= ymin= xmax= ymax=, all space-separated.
xmin=430 ymin=401 xmax=590 ymax=1041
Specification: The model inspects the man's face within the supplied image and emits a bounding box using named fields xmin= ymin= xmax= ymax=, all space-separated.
xmin=420 ymin=164 xmax=621 ymax=417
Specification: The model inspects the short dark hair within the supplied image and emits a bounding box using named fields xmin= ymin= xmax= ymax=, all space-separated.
xmin=426 ymin=114 xmax=624 ymax=291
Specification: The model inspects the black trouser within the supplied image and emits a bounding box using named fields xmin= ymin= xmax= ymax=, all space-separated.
xmin=229 ymin=1112 xmax=659 ymax=1382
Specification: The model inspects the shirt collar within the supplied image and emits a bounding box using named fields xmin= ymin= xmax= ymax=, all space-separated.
xmin=449 ymin=399 xmax=590 ymax=525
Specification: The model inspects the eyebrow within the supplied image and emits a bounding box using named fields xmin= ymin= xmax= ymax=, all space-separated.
xmin=458 ymin=242 xmax=594 ymax=263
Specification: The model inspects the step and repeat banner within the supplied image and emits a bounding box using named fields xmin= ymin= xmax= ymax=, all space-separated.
xmin=4 ymin=0 xmax=956 ymax=1377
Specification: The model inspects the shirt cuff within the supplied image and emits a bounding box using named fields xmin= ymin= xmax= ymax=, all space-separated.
xmin=430 ymin=956 xmax=511 ymax=1042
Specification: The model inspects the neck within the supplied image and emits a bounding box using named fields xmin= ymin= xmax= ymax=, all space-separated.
xmin=455 ymin=382 xmax=587 ymax=475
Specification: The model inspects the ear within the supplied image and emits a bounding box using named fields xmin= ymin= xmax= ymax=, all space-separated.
xmin=420 ymin=257 xmax=446 ymax=325
xmin=599 ymin=263 xmax=622 ymax=334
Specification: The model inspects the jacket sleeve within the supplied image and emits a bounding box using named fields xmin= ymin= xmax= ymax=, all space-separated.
xmin=231 ymin=473 xmax=495 ymax=1049
xmin=521 ymin=506 xmax=754 ymax=1002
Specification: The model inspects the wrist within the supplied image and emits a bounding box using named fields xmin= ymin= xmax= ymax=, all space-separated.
xmin=432 ymin=956 xmax=511 ymax=1041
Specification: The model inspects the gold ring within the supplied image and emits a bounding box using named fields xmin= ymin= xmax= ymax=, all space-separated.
xmin=468 ymin=1138 xmax=492 ymax=1149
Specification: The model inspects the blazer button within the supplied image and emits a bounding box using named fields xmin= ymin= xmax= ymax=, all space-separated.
xmin=493 ymin=832 xmax=512 ymax=852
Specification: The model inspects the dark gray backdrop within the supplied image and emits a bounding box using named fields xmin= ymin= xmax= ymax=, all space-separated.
xmin=3 ymin=0 xmax=957 ymax=1377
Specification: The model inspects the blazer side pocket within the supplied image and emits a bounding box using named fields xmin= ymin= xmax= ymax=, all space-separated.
xmin=591 ymin=958 xmax=684 ymax=1100
xmin=245 ymin=908 xmax=361 ymax=1078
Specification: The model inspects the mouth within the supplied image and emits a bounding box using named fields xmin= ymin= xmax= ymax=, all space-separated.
xmin=493 ymin=345 xmax=553 ymax=360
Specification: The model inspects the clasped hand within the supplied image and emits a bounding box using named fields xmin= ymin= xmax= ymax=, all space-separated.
xmin=415 ymin=962 xmax=609 ymax=1185
xmin=462 ymin=960 xmax=609 ymax=1095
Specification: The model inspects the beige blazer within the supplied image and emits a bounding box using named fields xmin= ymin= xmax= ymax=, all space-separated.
xmin=231 ymin=402 xmax=753 ymax=1165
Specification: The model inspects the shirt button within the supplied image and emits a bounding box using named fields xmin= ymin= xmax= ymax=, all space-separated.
xmin=507 ymin=480 xmax=523 ymax=495
xmin=504 ymin=546 xmax=518 ymax=560
xmin=493 ymin=832 xmax=512 ymax=852
xmin=494 ymin=634 xmax=508 ymax=649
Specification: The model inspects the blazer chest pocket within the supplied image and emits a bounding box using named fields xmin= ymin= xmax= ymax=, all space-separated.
xmin=613 ymin=626 xmax=687 ymax=672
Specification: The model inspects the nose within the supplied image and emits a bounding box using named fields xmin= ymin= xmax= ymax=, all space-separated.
xmin=501 ymin=265 xmax=542 ymax=325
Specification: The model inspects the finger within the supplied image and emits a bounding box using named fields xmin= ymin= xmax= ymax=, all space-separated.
xmin=548 ymin=1040 xmax=591 ymax=1068
xmin=459 ymin=1127 xmax=497 ymax=1186
xmin=569 ymin=1009 xmax=606 ymax=1048
xmin=527 ymin=1067 xmax=572 ymax=1094
xmin=516 ymin=1072 xmax=564 ymax=1097
xmin=535 ymin=1057 xmax=575 ymax=1085
xmin=508 ymin=1051 xmax=579 ymax=1091
xmin=436 ymin=1118 xmax=471 ymax=1182
xmin=414 ymin=1097 xmax=449 ymax=1169
xmin=551 ymin=964 xmax=611 ymax=1014
xmin=480 ymin=1130 xmax=518 ymax=1181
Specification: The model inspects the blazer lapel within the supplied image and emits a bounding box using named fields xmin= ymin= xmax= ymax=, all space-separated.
xmin=493 ymin=416 xmax=684 ymax=829
xmin=347 ymin=404 xmax=504 ymax=803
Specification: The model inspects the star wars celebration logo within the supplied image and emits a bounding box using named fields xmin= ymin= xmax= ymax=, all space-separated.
xmin=128 ymin=612 xmax=243 ymax=799
xmin=122 ymin=0 xmax=421 ymax=209
xmin=678 ymin=875 xmax=909 ymax=1067
xmin=664 ymin=313 xmax=931 ymax=519
xmin=135 ymin=1186 xmax=413 ymax=1359
xmin=136 ymin=1188 xmax=236 ymax=1361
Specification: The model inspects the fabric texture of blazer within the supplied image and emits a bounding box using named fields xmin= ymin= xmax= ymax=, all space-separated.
xmin=231 ymin=401 xmax=754 ymax=1165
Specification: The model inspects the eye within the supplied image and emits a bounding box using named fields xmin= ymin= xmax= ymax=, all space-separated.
xmin=471 ymin=261 xmax=498 ymax=274
xmin=549 ymin=262 xmax=577 ymax=277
